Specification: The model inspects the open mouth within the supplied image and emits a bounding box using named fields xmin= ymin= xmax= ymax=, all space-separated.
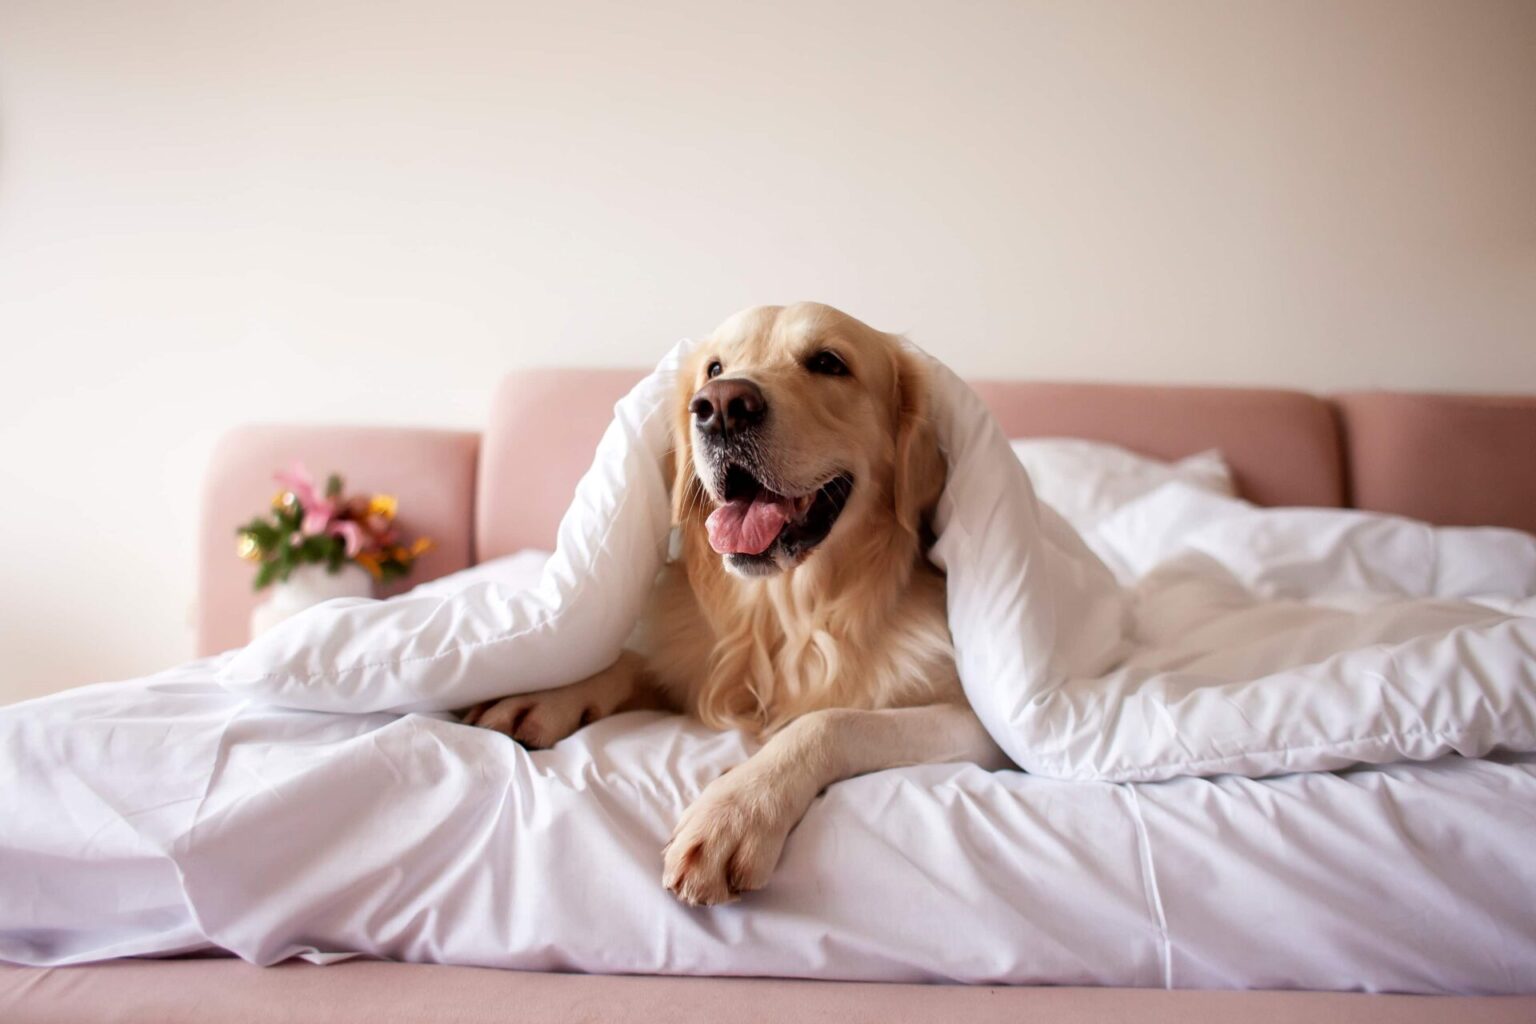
xmin=704 ymin=463 xmax=854 ymax=574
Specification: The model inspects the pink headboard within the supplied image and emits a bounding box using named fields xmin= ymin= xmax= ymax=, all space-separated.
xmin=200 ymin=372 xmax=1535 ymax=657
xmin=475 ymin=371 xmax=1345 ymax=559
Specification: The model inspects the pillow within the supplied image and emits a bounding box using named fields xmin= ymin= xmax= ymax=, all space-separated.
xmin=1008 ymin=438 xmax=1234 ymax=532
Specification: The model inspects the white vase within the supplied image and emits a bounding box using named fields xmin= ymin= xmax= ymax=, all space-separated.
xmin=249 ymin=563 xmax=374 ymax=640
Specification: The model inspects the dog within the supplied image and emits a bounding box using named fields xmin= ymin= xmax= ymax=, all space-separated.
xmin=464 ymin=302 xmax=1007 ymax=905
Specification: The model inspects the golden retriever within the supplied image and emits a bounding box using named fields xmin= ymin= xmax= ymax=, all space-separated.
xmin=464 ymin=302 xmax=1007 ymax=905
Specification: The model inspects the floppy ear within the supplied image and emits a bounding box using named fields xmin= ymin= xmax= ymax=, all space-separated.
xmin=891 ymin=347 xmax=946 ymax=538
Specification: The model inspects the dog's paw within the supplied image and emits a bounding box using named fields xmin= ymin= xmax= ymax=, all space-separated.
xmin=461 ymin=684 xmax=603 ymax=749
xmin=662 ymin=769 xmax=797 ymax=907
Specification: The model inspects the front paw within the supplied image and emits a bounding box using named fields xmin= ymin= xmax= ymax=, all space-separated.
xmin=461 ymin=686 xmax=600 ymax=749
xmin=662 ymin=769 xmax=800 ymax=906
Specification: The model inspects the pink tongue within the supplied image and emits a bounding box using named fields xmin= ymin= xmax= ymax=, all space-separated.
xmin=706 ymin=493 xmax=795 ymax=555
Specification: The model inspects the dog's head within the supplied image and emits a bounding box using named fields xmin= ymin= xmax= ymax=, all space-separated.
xmin=672 ymin=302 xmax=945 ymax=579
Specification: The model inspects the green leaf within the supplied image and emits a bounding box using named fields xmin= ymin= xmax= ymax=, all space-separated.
xmin=325 ymin=473 xmax=343 ymax=499
xmin=253 ymin=560 xmax=279 ymax=590
xmin=250 ymin=522 xmax=281 ymax=548
xmin=296 ymin=535 xmax=321 ymax=563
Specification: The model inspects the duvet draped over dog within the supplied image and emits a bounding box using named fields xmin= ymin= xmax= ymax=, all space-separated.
xmin=3 ymin=342 xmax=1536 ymax=990
xmin=213 ymin=340 xmax=1536 ymax=782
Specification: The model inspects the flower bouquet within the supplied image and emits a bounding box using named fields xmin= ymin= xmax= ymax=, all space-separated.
xmin=237 ymin=463 xmax=432 ymax=636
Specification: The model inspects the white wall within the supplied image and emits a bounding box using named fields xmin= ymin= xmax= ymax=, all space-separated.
xmin=2 ymin=0 xmax=1534 ymax=704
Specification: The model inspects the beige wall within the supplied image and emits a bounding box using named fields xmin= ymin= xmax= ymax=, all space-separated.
xmin=2 ymin=0 xmax=1534 ymax=704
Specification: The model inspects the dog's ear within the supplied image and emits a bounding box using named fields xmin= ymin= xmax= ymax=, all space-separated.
xmin=670 ymin=367 xmax=707 ymax=526
xmin=891 ymin=346 xmax=946 ymax=538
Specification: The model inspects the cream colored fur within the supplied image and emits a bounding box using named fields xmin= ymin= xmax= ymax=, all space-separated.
xmin=465 ymin=303 xmax=1007 ymax=905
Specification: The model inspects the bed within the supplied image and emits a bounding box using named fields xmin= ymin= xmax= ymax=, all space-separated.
xmin=4 ymin=371 xmax=1535 ymax=1021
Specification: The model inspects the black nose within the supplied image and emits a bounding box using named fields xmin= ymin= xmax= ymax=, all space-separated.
xmin=690 ymin=378 xmax=767 ymax=436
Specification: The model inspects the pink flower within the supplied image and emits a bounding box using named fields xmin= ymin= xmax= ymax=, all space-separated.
xmin=274 ymin=462 xmax=319 ymax=508
xmin=272 ymin=462 xmax=376 ymax=560
xmin=328 ymin=520 xmax=364 ymax=558
xmin=275 ymin=462 xmax=337 ymax=535
xmin=301 ymin=504 xmax=336 ymax=536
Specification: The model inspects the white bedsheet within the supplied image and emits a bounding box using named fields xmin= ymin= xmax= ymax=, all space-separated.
xmin=2 ymin=658 xmax=1534 ymax=992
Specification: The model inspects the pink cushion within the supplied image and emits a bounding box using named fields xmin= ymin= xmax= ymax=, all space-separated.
xmin=4 ymin=961 xmax=1534 ymax=1024
xmin=1336 ymin=391 xmax=1536 ymax=536
xmin=476 ymin=368 xmax=646 ymax=560
xmin=197 ymin=425 xmax=479 ymax=657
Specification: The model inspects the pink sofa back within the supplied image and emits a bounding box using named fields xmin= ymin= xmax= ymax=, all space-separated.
xmin=198 ymin=372 xmax=1536 ymax=656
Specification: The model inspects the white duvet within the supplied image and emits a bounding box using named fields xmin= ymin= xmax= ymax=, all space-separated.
xmin=2 ymin=346 xmax=1535 ymax=991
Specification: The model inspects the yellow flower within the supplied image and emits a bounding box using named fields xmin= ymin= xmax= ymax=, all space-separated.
xmin=237 ymin=533 xmax=261 ymax=561
xmin=410 ymin=536 xmax=434 ymax=557
xmin=367 ymin=494 xmax=398 ymax=521
xmin=354 ymin=551 xmax=384 ymax=580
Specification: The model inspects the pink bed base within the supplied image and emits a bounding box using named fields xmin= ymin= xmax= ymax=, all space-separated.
xmin=5 ymin=959 xmax=1536 ymax=1024
xmin=17 ymin=371 xmax=1535 ymax=1022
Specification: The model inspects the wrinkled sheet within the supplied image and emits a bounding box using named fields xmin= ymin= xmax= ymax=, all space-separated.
xmin=1003 ymin=482 xmax=1536 ymax=780
xmin=2 ymin=661 xmax=1534 ymax=992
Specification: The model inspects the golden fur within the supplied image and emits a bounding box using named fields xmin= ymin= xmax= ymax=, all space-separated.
xmin=643 ymin=301 xmax=958 ymax=734
xmin=465 ymin=302 xmax=1005 ymax=905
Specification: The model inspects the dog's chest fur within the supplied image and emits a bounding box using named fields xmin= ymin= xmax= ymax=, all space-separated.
xmin=639 ymin=539 xmax=961 ymax=736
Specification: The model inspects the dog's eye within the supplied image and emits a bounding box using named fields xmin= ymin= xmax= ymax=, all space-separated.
xmin=706 ymin=360 xmax=723 ymax=379
xmin=805 ymin=351 xmax=849 ymax=377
